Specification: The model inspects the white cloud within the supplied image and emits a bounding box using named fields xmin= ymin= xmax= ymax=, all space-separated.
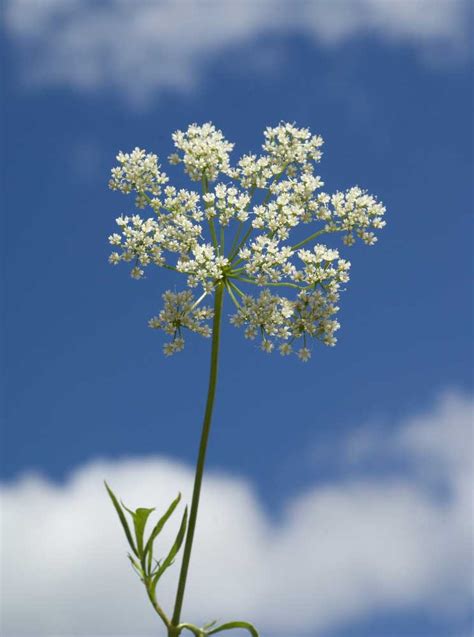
xmin=5 ymin=0 xmax=469 ymax=103
xmin=1 ymin=391 xmax=472 ymax=636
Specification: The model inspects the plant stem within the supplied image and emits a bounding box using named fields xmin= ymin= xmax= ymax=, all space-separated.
xmin=202 ymin=176 xmax=219 ymax=251
xmin=171 ymin=282 xmax=225 ymax=631
xmin=144 ymin=581 xmax=171 ymax=629
xmin=291 ymin=228 xmax=326 ymax=251
xmin=229 ymin=165 xmax=288 ymax=262
xmin=225 ymin=280 xmax=240 ymax=308
xmin=234 ymin=276 xmax=304 ymax=290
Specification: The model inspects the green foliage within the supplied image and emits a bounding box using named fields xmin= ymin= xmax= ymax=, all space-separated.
xmin=131 ymin=507 xmax=156 ymax=557
xmin=144 ymin=493 xmax=182 ymax=560
xmin=150 ymin=506 xmax=188 ymax=594
xmin=105 ymin=482 xmax=186 ymax=585
xmin=178 ymin=619 xmax=259 ymax=637
xmin=105 ymin=482 xmax=259 ymax=637
xmin=207 ymin=621 xmax=259 ymax=636
xmin=104 ymin=481 xmax=137 ymax=556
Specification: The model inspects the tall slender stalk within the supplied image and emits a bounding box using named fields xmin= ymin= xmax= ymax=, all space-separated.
xmin=171 ymin=282 xmax=225 ymax=633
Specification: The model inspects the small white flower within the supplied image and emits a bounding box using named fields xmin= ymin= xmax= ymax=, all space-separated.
xmin=297 ymin=347 xmax=311 ymax=362
xmin=279 ymin=342 xmax=292 ymax=356
xmin=261 ymin=339 xmax=274 ymax=353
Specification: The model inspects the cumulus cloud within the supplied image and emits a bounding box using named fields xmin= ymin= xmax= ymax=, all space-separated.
xmin=1 ymin=391 xmax=472 ymax=635
xmin=5 ymin=0 xmax=470 ymax=103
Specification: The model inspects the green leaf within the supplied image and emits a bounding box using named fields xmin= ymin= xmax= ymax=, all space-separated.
xmin=127 ymin=553 xmax=144 ymax=580
xmin=120 ymin=501 xmax=135 ymax=517
xmin=132 ymin=507 xmax=155 ymax=558
xmin=178 ymin=623 xmax=203 ymax=637
xmin=147 ymin=542 xmax=153 ymax=575
xmin=104 ymin=481 xmax=138 ymax=557
xmin=143 ymin=493 xmax=182 ymax=561
xmin=207 ymin=621 xmax=259 ymax=637
xmin=151 ymin=506 xmax=188 ymax=593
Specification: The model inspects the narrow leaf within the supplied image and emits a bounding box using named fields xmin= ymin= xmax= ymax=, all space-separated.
xmin=178 ymin=623 xmax=203 ymax=637
xmin=151 ymin=506 xmax=188 ymax=593
xmin=127 ymin=553 xmax=143 ymax=580
xmin=132 ymin=507 xmax=155 ymax=558
xmin=143 ymin=493 xmax=182 ymax=560
xmin=207 ymin=621 xmax=259 ymax=637
xmin=120 ymin=501 xmax=135 ymax=517
xmin=104 ymin=481 xmax=137 ymax=557
xmin=147 ymin=542 xmax=153 ymax=575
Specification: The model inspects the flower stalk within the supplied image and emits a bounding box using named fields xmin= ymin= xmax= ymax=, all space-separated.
xmin=171 ymin=282 xmax=224 ymax=629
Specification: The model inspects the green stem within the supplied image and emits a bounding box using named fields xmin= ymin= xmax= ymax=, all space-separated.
xmin=144 ymin=579 xmax=171 ymax=629
xmin=162 ymin=263 xmax=181 ymax=273
xmin=228 ymin=169 xmax=286 ymax=263
xmin=227 ymin=186 xmax=256 ymax=260
xmin=227 ymin=279 xmax=245 ymax=298
xmin=202 ymin=176 xmax=219 ymax=251
xmin=229 ymin=225 xmax=253 ymax=263
xmin=225 ymin=280 xmax=241 ymax=308
xmin=228 ymin=220 xmax=244 ymax=259
xmin=291 ymin=228 xmax=326 ymax=251
xmin=234 ymin=277 xmax=303 ymax=290
xmin=220 ymin=225 xmax=225 ymax=254
xmin=171 ymin=283 xmax=225 ymax=629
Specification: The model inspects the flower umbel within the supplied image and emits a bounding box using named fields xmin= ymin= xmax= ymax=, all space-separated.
xmin=149 ymin=290 xmax=213 ymax=355
xmin=169 ymin=122 xmax=234 ymax=182
xmin=108 ymin=121 xmax=386 ymax=359
xmin=109 ymin=147 xmax=169 ymax=208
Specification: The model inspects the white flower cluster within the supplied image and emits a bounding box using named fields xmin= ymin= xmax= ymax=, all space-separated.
xmin=230 ymin=244 xmax=347 ymax=360
xmin=262 ymin=122 xmax=324 ymax=169
xmin=232 ymin=124 xmax=323 ymax=190
xmin=109 ymin=147 xmax=169 ymax=209
xmin=108 ymin=121 xmax=386 ymax=357
xmin=252 ymin=172 xmax=324 ymax=239
xmin=177 ymin=244 xmax=229 ymax=293
xmin=316 ymin=187 xmax=386 ymax=246
xmin=295 ymin=244 xmax=351 ymax=286
xmin=235 ymin=153 xmax=275 ymax=189
xmin=202 ymin=184 xmax=250 ymax=225
xmin=108 ymin=215 xmax=165 ymax=279
xmin=148 ymin=290 xmax=213 ymax=355
xmin=169 ymin=122 xmax=234 ymax=182
xmin=230 ymin=289 xmax=293 ymax=343
xmin=108 ymin=192 xmax=204 ymax=279
xmin=239 ymin=237 xmax=295 ymax=284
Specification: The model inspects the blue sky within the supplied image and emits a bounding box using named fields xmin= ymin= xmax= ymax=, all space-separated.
xmin=1 ymin=2 xmax=473 ymax=636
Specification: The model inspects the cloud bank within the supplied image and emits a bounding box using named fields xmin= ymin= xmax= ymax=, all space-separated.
xmin=5 ymin=0 xmax=470 ymax=102
xmin=1 ymin=391 xmax=472 ymax=635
